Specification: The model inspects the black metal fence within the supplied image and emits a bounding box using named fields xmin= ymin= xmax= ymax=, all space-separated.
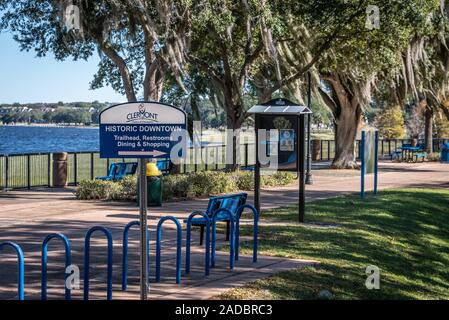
xmin=0 ymin=144 xmax=255 ymax=190
xmin=1 ymin=138 xmax=447 ymax=190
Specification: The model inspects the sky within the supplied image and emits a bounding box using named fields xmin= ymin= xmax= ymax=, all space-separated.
xmin=0 ymin=32 xmax=126 ymax=104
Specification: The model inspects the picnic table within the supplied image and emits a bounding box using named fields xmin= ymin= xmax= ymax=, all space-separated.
xmin=401 ymin=145 xmax=426 ymax=162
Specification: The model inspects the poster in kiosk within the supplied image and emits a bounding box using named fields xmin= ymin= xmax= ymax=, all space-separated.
xmin=99 ymin=102 xmax=186 ymax=300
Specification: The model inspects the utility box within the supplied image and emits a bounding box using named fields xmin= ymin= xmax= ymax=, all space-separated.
xmin=441 ymin=143 xmax=449 ymax=163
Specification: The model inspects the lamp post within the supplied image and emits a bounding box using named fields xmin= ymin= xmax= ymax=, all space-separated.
xmin=305 ymin=72 xmax=313 ymax=185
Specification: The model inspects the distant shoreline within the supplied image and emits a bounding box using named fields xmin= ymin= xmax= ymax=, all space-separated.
xmin=0 ymin=123 xmax=99 ymax=129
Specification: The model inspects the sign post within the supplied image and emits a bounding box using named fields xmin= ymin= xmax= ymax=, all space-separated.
xmin=138 ymin=157 xmax=148 ymax=300
xmin=360 ymin=129 xmax=379 ymax=199
xmin=99 ymin=102 xmax=186 ymax=300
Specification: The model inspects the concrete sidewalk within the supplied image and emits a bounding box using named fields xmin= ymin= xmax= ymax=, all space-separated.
xmin=0 ymin=161 xmax=448 ymax=300
xmin=0 ymin=161 xmax=448 ymax=224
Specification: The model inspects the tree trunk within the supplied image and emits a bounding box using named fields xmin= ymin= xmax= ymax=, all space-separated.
xmin=320 ymin=74 xmax=364 ymax=170
xmin=424 ymin=107 xmax=433 ymax=152
xmin=441 ymin=100 xmax=449 ymax=120
xmin=331 ymin=102 xmax=362 ymax=169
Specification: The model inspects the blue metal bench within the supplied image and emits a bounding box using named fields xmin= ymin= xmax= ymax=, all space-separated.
xmin=156 ymin=159 xmax=172 ymax=175
xmin=185 ymin=193 xmax=248 ymax=245
xmin=96 ymin=162 xmax=138 ymax=181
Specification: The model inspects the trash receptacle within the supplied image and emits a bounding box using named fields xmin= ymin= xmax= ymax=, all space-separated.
xmin=137 ymin=162 xmax=163 ymax=207
xmin=441 ymin=143 xmax=449 ymax=163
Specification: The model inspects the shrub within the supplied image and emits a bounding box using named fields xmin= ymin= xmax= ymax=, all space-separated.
xmin=75 ymin=170 xmax=296 ymax=201
xmin=234 ymin=170 xmax=295 ymax=190
xmin=427 ymin=152 xmax=441 ymax=162
xmin=75 ymin=180 xmax=112 ymax=200
xmin=162 ymin=174 xmax=191 ymax=200
xmin=262 ymin=171 xmax=296 ymax=187
xmin=234 ymin=171 xmax=254 ymax=190
xmin=119 ymin=175 xmax=138 ymax=201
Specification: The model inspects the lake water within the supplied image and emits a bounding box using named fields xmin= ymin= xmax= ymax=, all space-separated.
xmin=0 ymin=126 xmax=99 ymax=154
xmin=0 ymin=125 xmax=228 ymax=154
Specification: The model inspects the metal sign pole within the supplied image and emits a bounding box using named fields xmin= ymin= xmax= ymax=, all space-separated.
xmin=298 ymin=115 xmax=306 ymax=223
xmin=360 ymin=131 xmax=366 ymax=199
xmin=306 ymin=72 xmax=313 ymax=185
xmin=254 ymin=114 xmax=261 ymax=215
xmin=374 ymin=131 xmax=379 ymax=195
xmin=138 ymin=158 xmax=149 ymax=300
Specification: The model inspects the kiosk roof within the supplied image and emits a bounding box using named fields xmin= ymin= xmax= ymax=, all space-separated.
xmin=248 ymin=98 xmax=312 ymax=115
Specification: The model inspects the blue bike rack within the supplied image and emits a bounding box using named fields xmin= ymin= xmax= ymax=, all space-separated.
xmin=211 ymin=208 xmax=235 ymax=270
xmin=185 ymin=211 xmax=211 ymax=276
xmin=0 ymin=241 xmax=25 ymax=300
xmin=234 ymin=204 xmax=259 ymax=263
xmin=41 ymin=233 xmax=72 ymax=300
xmin=122 ymin=220 xmax=150 ymax=291
xmin=84 ymin=226 xmax=113 ymax=300
xmin=155 ymin=216 xmax=182 ymax=284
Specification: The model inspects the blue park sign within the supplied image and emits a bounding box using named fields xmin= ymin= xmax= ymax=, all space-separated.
xmin=99 ymin=102 xmax=187 ymax=159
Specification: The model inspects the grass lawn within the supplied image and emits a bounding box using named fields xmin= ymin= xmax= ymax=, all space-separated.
xmin=217 ymin=188 xmax=449 ymax=300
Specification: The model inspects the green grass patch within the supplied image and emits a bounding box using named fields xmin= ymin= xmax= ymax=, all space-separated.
xmin=218 ymin=188 xmax=449 ymax=300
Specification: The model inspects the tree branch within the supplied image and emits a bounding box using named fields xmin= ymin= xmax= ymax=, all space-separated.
xmin=318 ymin=87 xmax=337 ymax=114
xmin=98 ymin=40 xmax=137 ymax=102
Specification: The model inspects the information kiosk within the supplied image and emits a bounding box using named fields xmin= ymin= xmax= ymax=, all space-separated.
xmin=248 ymin=98 xmax=312 ymax=222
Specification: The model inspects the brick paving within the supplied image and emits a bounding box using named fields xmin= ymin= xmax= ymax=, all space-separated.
xmin=0 ymin=161 xmax=447 ymax=300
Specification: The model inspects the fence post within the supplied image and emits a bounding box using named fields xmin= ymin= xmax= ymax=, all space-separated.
xmin=194 ymin=148 xmax=198 ymax=173
xmin=320 ymin=141 xmax=323 ymax=160
xmin=73 ymin=153 xmax=78 ymax=185
xmin=215 ymin=146 xmax=219 ymax=170
xmin=5 ymin=155 xmax=9 ymax=190
xmin=205 ymin=147 xmax=209 ymax=171
xmin=27 ymin=154 xmax=31 ymax=190
xmin=47 ymin=154 xmax=51 ymax=187
xmin=90 ymin=153 xmax=95 ymax=180
xmin=244 ymin=143 xmax=249 ymax=167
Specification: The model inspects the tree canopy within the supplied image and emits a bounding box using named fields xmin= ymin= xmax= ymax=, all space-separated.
xmin=1 ymin=0 xmax=449 ymax=167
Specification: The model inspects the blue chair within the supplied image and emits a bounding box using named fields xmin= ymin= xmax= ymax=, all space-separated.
xmin=114 ymin=162 xmax=138 ymax=180
xmin=185 ymin=193 xmax=248 ymax=245
xmin=156 ymin=159 xmax=172 ymax=175
xmin=96 ymin=162 xmax=138 ymax=181
xmin=96 ymin=163 xmax=119 ymax=181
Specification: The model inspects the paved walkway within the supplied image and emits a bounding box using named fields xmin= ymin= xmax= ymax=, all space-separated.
xmin=0 ymin=161 xmax=447 ymax=299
